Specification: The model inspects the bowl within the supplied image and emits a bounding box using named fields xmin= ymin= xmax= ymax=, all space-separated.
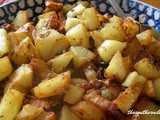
xmin=0 ymin=0 xmax=160 ymax=32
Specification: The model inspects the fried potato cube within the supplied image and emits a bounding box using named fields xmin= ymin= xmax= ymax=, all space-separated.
xmin=15 ymin=22 xmax=35 ymax=41
xmin=134 ymin=58 xmax=160 ymax=79
xmin=63 ymin=85 xmax=85 ymax=104
xmin=9 ymin=36 xmax=38 ymax=65
xmin=122 ymin=17 xmax=141 ymax=40
xmin=84 ymin=90 xmax=118 ymax=114
xmin=37 ymin=11 xmax=58 ymax=29
xmin=84 ymin=67 xmax=97 ymax=81
xmin=154 ymin=78 xmax=160 ymax=101
xmin=89 ymin=30 xmax=105 ymax=48
xmin=60 ymin=105 xmax=80 ymax=120
xmin=101 ymin=86 xmax=121 ymax=101
xmin=65 ymin=18 xmax=82 ymax=31
xmin=34 ymin=28 xmax=69 ymax=61
xmin=142 ymin=80 xmax=155 ymax=98
xmin=0 ymin=89 xmax=23 ymax=120
xmin=113 ymin=86 xmax=142 ymax=113
xmin=81 ymin=7 xmax=100 ymax=30
xmin=122 ymin=37 xmax=143 ymax=61
xmin=134 ymin=98 xmax=160 ymax=120
xmin=0 ymin=56 xmax=13 ymax=81
xmin=30 ymin=58 xmax=50 ymax=80
xmin=45 ymin=1 xmax=63 ymax=11
xmin=66 ymin=24 xmax=90 ymax=48
xmin=36 ymin=111 xmax=56 ymax=120
xmin=71 ymin=78 xmax=88 ymax=85
xmin=147 ymin=41 xmax=160 ymax=58
xmin=97 ymin=40 xmax=126 ymax=63
xmin=70 ymin=46 xmax=96 ymax=69
xmin=67 ymin=4 xmax=86 ymax=18
xmin=36 ymin=19 xmax=46 ymax=30
xmin=122 ymin=71 xmax=147 ymax=87
xmin=48 ymin=51 xmax=74 ymax=73
xmin=123 ymin=56 xmax=132 ymax=74
xmin=104 ymin=51 xmax=127 ymax=82
xmin=4 ymin=64 xmax=34 ymax=93
xmin=33 ymin=71 xmax=71 ymax=98
xmin=136 ymin=30 xmax=152 ymax=46
xmin=0 ymin=29 xmax=10 ymax=57
xmin=15 ymin=104 xmax=43 ymax=120
xmin=71 ymin=101 xmax=105 ymax=120
xmin=13 ymin=11 xmax=28 ymax=30
xmin=100 ymin=16 xmax=126 ymax=42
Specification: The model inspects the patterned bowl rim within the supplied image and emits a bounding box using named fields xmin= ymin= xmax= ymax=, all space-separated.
xmin=0 ymin=0 xmax=160 ymax=10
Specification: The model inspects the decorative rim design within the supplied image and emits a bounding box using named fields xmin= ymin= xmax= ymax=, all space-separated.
xmin=0 ymin=0 xmax=160 ymax=32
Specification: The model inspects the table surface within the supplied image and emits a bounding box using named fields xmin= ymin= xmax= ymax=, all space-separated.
xmin=139 ymin=0 xmax=160 ymax=9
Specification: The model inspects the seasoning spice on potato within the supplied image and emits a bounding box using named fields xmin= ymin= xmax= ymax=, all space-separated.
xmin=0 ymin=1 xmax=160 ymax=120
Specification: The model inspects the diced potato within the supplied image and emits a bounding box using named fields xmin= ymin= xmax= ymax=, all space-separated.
xmin=0 ymin=56 xmax=13 ymax=81
xmin=136 ymin=30 xmax=152 ymax=45
xmin=0 ymin=29 xmax=10 ymax=57
xmin=81 ymin=7 xmax=100 ymax=30
xmin=134 ymin=58 xmax=160 ymax=79
xmin=67 ymin=4 xmax=86 ymax=18
xmin=84 ymin=90 xmax=117 ymax=113
xmin=36 ymin=111 xmax=56 ymax=120
xmin=37 ymin=11 xmax=58 ymax=29
xmin=97 ymin=40 xmax=127 ymax=63
xmin=154 ymin=78 xmax=160 ymax=101
xmin=36 ymin=19 xmax=46 ymax=30
xmin=122 ymin=17 xmax=141 ymax=40
xmin=113 ymin=86 xmax=142 ymax=113
xmin=13 ymin=11 xmax=28 ymax=30
xmin=0 ymin=89 xmax=23 ymax=120
xmin=71 ymin=78 xmax=88 ymax=85
xmin=89 ymin=30 xmax=105 ymax=48
xmin=142 ymin=80 xmax=155 ymax=98
xmin=61 ymin=4 xmax=76 ymax=14
xmin=66 ymin=24 xmax=90 ymax=48
xmin=84 ymin=67 xmax=97 ymax=81
xmin=71 ymin=101 xmax=105 ymax=120
xmin=45 ymin=1 xmax=63 ymax=11
xmin=122 ymin=37 xmax=143 ymax=62
xmin=16 ymin=22 xmax=35 ymax=41
xmin=48 ymin=51 xmax=74 ymax=73
xmin=147 ymin=41 xmax=160 ymax=58
xmin=33 ymin=28 xmax=69 ymax=61
xmin=77 ymin=1 xmax=89 ymax=8
xmin=122 ymin=71 xmax=147 ymax=87
xmin=101 ymin=86 xmax=121 ymax=101
xmin=100 ymin=16 xmax=126 ymax=42
xmin=60 ymin=105 xmax=80 ymax=120
xmin=9 ymin=36 xmax=38 ymax=65
xmin=109 ymin=15 xmax=124 ymax=23
xmin=70 ymin=46 xmax=96 ymax=69
xmin=104 ymin=51 xmax=127 ymax=82
xmin=65 ymin=18 xmax=82 ymax=31
xmin=64 ymin=84 xmax=85 ymax=104
xmin=4 ymin=64 xmax=33 ymax=93
xmin=33 ymin=71 xmax=71 ymax=98
xmin=123 ymin=56 xmax=132 ymax=74
xmin=134 ymin=98 xmax=160 ymax=120
xmin=30 ymin=58 xmax=50 ymax=80
xmin=15 ymin=104 xmax=43 ymax=120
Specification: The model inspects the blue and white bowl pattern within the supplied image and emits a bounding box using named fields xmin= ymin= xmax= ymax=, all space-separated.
xmin=0 ymin=0 xmax=160 ymax=32
xmin=0 ymin=0 xmax=45 ymax=25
